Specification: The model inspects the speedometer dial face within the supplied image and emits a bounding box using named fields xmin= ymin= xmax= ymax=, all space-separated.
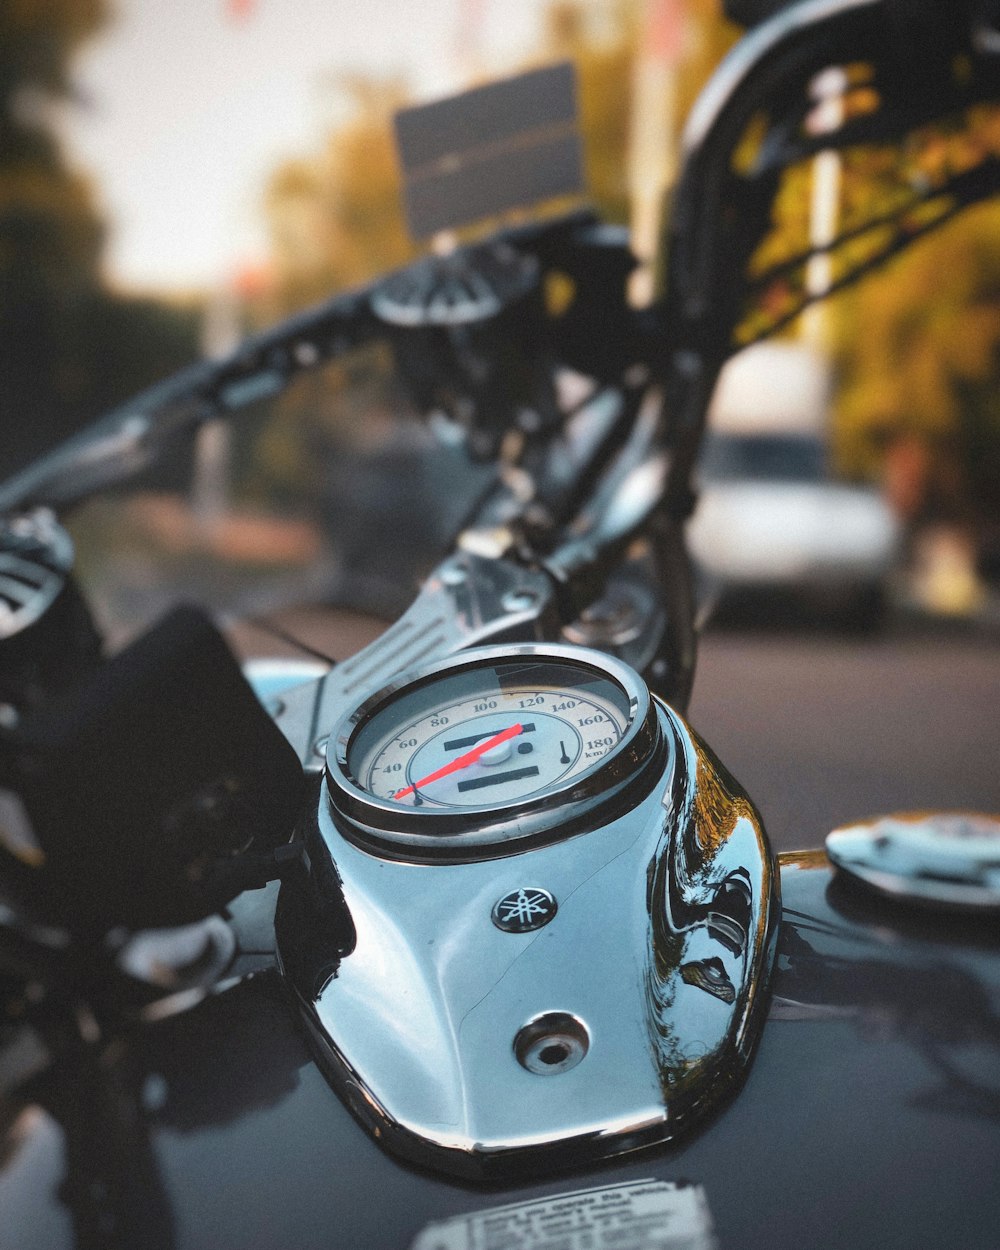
xmin=350 ymin=667 xmax=628 ymax=809
xmin=328 ymin=646 xmax=660 ymax=859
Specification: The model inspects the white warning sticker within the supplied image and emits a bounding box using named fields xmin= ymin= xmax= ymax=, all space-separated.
xmin=410 ymin=1177 xmax=717 ymax=1250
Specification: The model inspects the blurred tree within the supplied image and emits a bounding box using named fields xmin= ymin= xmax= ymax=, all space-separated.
xmin=264 ymin=76 xmax=413 ymax=316
xmin=673 ymin=0 xmax=741 ymax=133
xmin=540 ymin=1 xmax=638 ymax=224
xmin=734 ymin=79 xmax=1000 ymax=523
xmin=1 ymin=0 xmax=106 ymax=472
xmin=0 ymin=0 xmax=199 ymax=480
xmin=835 ymin=198 xmax=1000 ymax=522
xmin=261 ymin=0 xmax=740 ymax=312
xmin=256 ymin=73 xmax=419 ymax=546
xmin=539 ymin=0 xmax=738 ymax=227
xmin=262 ymin=3 xmax=647 ymax=311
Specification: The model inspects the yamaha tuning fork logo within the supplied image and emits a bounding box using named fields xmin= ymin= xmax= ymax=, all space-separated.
xmin=491 ymin=887 xmax=558 ymax=933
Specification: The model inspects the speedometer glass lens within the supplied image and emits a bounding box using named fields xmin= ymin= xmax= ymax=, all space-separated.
xmin=345 ymin=657 xmax=631 ymax=810
xmin=328 ymin=647 xmax=662 ymax=858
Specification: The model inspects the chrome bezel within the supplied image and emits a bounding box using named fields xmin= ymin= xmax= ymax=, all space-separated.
xmin=325 ymin=643 xmax=664 ymax=861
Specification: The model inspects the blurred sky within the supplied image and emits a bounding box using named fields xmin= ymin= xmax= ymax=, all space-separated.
xmin=62 ymin=0 xmax=545 ymax=293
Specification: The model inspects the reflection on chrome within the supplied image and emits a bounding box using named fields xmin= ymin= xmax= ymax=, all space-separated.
xmin=278 ymin=700 xmax=778 ymax=1179
xmin=643 ymin=723 xmax=777 ymax=1125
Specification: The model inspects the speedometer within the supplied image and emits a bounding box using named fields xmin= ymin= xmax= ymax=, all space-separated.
xmin=326 ymin=644 xmax=664 ymax=860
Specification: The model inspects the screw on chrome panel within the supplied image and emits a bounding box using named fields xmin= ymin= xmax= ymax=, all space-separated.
xmin=514 ymin=1013 xmax=589 ymax=1075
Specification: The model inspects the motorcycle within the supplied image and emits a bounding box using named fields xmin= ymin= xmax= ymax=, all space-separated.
xmin=1 ymin=1 xmax=999 ymax=1246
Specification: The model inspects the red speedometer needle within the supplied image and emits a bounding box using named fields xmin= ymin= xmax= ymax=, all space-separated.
xmin=395 ymin=723 xmax=524 ymax=799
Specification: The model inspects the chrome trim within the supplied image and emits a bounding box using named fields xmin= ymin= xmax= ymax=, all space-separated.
xmin=324 ymin=643 xmax=662 ymax=861
xmin=827 ymin=811 xmax=1000 ymax=912
xmin=682 ymin=0 xmax=877 ymax=154
xmin=278 ymin=691 xmax=778 ymax=1179
xmin=271 ymin=552 xmax=556 ymax=770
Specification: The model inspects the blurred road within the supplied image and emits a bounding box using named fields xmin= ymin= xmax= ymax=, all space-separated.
xmin=689 ymin=626 xmax=1000 ymax=852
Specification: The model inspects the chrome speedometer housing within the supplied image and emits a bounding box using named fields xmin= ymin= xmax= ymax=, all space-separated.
xmin=325 ymin=643 xmax=664 ymax=861
xmin=279 ymin=640 xmax=779 ymax=1180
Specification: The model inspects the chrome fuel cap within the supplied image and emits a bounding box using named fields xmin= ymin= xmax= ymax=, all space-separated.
xmin=827 ymin=811 xmax=1000 ymax=913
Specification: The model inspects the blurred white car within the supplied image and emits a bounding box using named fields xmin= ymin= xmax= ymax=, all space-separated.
xmin=686 ymin=344 xmax=901 ymax=627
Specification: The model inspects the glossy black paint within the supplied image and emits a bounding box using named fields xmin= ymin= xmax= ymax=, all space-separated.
xmin=3 ymin=855 xmax=998 ymax=1250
